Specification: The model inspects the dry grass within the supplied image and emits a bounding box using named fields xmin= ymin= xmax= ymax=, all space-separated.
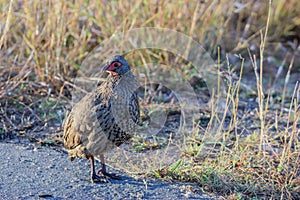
xmin=1 ymin=0 xmax=300 ymax=199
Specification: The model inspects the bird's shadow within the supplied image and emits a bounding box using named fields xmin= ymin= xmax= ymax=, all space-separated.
xmin=70 ymin=158 xmax=177 ymax=191
xmin=96 ymin=170 xmax=181 ymax=192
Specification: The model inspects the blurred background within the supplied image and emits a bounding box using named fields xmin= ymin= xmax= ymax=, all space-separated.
xmin=0 ymin=0 xmax=299 ymax=199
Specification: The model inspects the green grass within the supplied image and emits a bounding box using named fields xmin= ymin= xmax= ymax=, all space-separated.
xmin=1 ymin=0 xmax=300 ymax=199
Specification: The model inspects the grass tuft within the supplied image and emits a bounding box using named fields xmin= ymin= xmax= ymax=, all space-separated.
xmin=1 ymin=0 xmax=300 ymax=199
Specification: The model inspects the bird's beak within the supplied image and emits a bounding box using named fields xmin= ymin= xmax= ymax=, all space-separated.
xmin=101 ymin=64 xmax=119 ymax=76
xmin=101 ymin=64 xmax=109 ymax=73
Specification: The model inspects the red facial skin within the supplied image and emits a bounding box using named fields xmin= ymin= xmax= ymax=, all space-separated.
xmin=104 ymin=62 xmax=121 ymax=77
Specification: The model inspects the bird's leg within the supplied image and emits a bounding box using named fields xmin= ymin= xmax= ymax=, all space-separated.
xmin=89 ymin=156 xmax=107 ymax=183
xmin=96 ymin=154 xmax=121 ymax=180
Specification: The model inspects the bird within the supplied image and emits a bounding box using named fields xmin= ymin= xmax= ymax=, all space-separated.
xmin=63 ymin=55 xmax=140 ymax=183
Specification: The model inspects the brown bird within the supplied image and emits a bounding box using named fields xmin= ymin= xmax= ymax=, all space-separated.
xmin=63 ymin=55 xmax=140 ymax=183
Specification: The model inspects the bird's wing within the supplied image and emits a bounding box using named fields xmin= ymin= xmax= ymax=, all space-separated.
xmin=63 ymin=93 xmax=99 ymax=150
xmin=129 ymin=91 xmax=140 ymax=125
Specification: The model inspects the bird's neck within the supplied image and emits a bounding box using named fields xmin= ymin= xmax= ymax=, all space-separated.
xmin=97 ymin=71 xmax=138 ymax=104
xmin=107 ymin=74 xmax=122 ymax=88
xmin=107 ymin=72 xmax=136 ymax=87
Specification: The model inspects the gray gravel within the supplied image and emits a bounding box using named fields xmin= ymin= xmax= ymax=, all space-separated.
xmin=0 ymin=142 xmax=216 ymax=200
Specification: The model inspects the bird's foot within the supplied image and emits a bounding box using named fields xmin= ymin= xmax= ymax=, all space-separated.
xmin=97 ymin=168 xmax=121 ymax=180
xmin=91 ymin=173 xmax=109 ymax=183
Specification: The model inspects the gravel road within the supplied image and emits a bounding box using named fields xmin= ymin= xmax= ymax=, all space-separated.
xmin=0 ymin=142 xmax=216 ymax=200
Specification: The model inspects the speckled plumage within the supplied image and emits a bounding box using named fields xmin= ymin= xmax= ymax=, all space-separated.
xmin=63 ymin=55 xmax=139 ymax=182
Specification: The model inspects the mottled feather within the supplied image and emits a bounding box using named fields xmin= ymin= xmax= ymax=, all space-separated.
xmin=63 ymin=72 xmax=139 ymax=161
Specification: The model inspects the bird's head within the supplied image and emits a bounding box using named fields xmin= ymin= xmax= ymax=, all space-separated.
xmin=102 ymin=55 xmax=131 ymax=77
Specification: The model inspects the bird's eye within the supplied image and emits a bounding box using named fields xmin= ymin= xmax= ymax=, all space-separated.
xmin=113 ymin=62 xmax=121 ymax=68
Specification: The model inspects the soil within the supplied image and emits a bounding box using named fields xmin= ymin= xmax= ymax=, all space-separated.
xmin=0 ymin=142 xmax=216 ymax=200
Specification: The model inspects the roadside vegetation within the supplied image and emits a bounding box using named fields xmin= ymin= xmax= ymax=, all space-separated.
xmin=1 ymin=0 xmax=299 ymax=199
